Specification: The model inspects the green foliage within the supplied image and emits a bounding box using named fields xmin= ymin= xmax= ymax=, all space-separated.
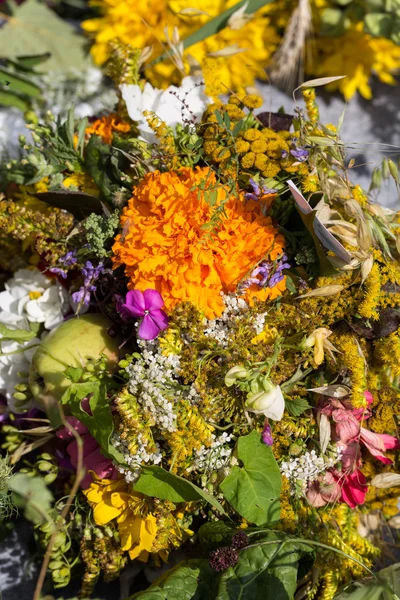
xmin=0 ymin=456 xmax=15 ymax=521
xmin=60 ymin=380 xmax=126 ymax=465
xmin=0 ymin=323 xmax=37 ymax=344
xmin=334 ymin=562 xmax=400 ymax=599
xmin=215 ymin=532 xmax=313 ymax=600
xmin=8 ymin=472 xmax=53 ymax=524
xmin=84 ymin=210 xmax=120 ymax=257
xmin=198 ymin=522 xmax=236 ymax=552
xmin=133 ymin=465 xmax=226 ymax=514
xmin=128 ymin=559 xmax=218 ymax=600
xmin=220 ymin=431 xmax=281 ymax=526
xmin=285 ymin=397 xmax=311 ymax=417
xmin=84 ymin=134 xmax=132 ymax=203
xmin=0 ymin=0 xmax=87 ymax=72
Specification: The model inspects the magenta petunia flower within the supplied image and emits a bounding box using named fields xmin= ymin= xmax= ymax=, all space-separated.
xmin=118 ymin=289 xmax=168 ymax=340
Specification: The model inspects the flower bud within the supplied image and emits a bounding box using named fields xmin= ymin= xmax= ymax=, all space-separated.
xmin=245 ymin=382 xmax=285 ymax=421
xmin=224 ymin=365 xmax=249 ymax=387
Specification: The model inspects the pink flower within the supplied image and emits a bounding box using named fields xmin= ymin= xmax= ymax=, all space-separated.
xmin=359 ymin=428 xmax=400 ymax=465
xmin=117 ymin=289 xmax=168 ymax=340
xmin=56 ymin=417 xmax=117 ymax=489
xmin=306 ymin=471 xmax=341 ymax=507
xmin=332 ymin=409 xmax=360 ymax=443
xmin=336 ymin=469 xmax=368 ymax=508
xmin=337 ymin=441 xmax=361 ymax=472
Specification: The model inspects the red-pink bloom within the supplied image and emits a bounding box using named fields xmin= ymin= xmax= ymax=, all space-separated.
xmin=117 ymin=289 xmax=168 ymax=340
xmin=332 ymin=409 xmax=360 ymax=443
xmin=56 ymin=417 xmax=117 ymax=489
xmin=337 ymin=441 xmax=361 ymax=472
xmin=306 ymin=471 xmax=341 ymax=507
xmin=359 ymin=428 xmax=400 ymax=465
xmin=336 ymin=469 xmax=368 ymax=508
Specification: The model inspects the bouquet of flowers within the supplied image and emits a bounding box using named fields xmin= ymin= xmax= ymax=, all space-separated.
xmin=0 ymin=52 xmax=399 ymax=600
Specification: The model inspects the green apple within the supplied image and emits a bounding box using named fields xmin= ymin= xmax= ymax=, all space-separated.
xmin=29 ymin=314 xmax=119 ymax=407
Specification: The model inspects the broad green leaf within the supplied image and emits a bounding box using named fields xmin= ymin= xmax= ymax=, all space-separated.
xmin=35 ymin=191 xmax=103 ymax=219
xmin=220 ymin=431 xmax=281 ymax=526
xmin=128 ymin=559 xmax=218 ymax=600
xmin=0 ymin=323 xmax=37 ymax=343
xmin=61 ymin=381 xmax=126 ymax=465
xmin=8 ymin=473 xmax=53 ymax=524
xmin=216 ymin=531 xmax=313 ymax=600
xmin=0 ymin=67 xmax=41 ymax=97
xmin=84 ymin=134 xmax=130 ymax=201
xmin=15 ymin=52 xmax=51 ymax=69
xmin=134 ymin=465 xmax=226 ymax=514
xmin=198 ymin=521 xmax=236 ymax=551
xmin=0 ymin=0 xmax=88 ymax=72
xmin=0 ymin=89 xmax=29 ymax=111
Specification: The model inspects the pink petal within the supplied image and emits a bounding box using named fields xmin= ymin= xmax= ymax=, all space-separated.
xmin=364 ymin=391 xmax=373 ymax=405
xmin=360 ymin=428 xmax=387 ymax=457
xmin=125 ymin=290 xmax=146 ymax=316
xmin=338 ymin=441 xmax=361 ymax=471
xmin=143 ymin=289 xmax=165 ymax=311
xmin=333 ymin=410 xmax=360 ymax=444
xmin=56 ymin=416 xmax=88 ymax=440
xmin=67 ymin=434 xmax=97 ymax=468
xmin=138 ymin=314 xmax=160 ymax=340
xmin=340 ymin=470 xmax=368 ymax=508
xmin=379 ymin=434 xmax=400 ymax=451
xmin=149 ymin=308 xmax=168 ymax=331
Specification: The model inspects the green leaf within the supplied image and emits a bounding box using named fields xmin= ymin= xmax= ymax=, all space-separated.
xmin=15 ymin=52 xmax=51 ymax=68
xmin=364 ymin=13 xmax=393 ymax=37
xmin=64 ymin=366 xmax=84 ymax=383
xmin=0 ymin=67 xmax=41 ymax=97
xmin=134 ymin=465 xmax=226 ymax=514
xmin=0 ymin=0 xmax=88 ymax=72
xmin=216 ymin=531 xmax=313 ymax=600
xmin=35 ymin=191 xmax=103 ymax=219
xmin=220 ymin=431 xmax=281 ymax=526
xmin=334 ymin=562 xmax=400 ymax=599
xmin=8 ymin=473 xmax=53 ymax=524
xmin=60 ymin=381 xmax=126 ymax=465
xmin=84 ymin=134 xmax=129 ymax=201
xmin=285 ymin=397 xmax=311 ymax=417
xmin=198 ymin=521 xmax=236 ymax=552
xmin=128 ymin=559 xmax=218 ymax=600
xmin=0 ymin=89 xmax=29 ymax=111
xmin=0 ymin=323 xmax=36 ymax=343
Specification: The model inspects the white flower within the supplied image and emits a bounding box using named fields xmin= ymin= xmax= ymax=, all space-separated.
xmin=120 ymin=76 xmax=210 ymax=143
xmin=245 ymin=382 xmax=285 ymax=421
xmin=0 ymin=268 xmax=69 ymax=330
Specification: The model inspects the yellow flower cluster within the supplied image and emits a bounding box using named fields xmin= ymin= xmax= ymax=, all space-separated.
xmin=333 ymin=333 xmax=368 ymax=408
xmin=84 ymin=478 xmax=186 ymax=562
xmin=143 ymin=111 xmax=179 ymax=170
xmin=314 ymin=22 xmax=400 ymax=100
xmin=82 ymin=0 xmax=280 ymax=92
xmin=358 ymin=262 xmax=381 ymax=320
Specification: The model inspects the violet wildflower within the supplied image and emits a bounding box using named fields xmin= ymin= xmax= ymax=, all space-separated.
xmin=245 ymin=178 xmax=277 ymax=202
xmin=209 ymin=546 xmax=239 ymax=572
xmin=50 ymin=250 xmax=78 ymax=279
xmin=117 ymin=289 xmax=168 ymax=340
xmin=72 ymin=261 xmax=106 ymax=307
xmin=262 ymin=418 xmax=274 ymax=446
xmin=290 ymin=147 xmax=309 ymax=162
xmin=239 ymin=254 xmax=290 ymax=294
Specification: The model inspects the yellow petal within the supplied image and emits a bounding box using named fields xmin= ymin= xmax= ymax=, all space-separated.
xmin=93 ymin=501 xmax=122 ymax=525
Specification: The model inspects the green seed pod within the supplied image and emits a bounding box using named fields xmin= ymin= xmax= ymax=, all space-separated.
xmin=388 ymin=159 xmax=399 ymax=182
xmin=382 ymin=158 xmax=390 ymax=179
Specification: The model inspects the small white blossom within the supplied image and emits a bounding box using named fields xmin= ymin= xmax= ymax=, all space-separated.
xmin=187 ymin=432 xmax=234 ymax=474
xmin=280 ymin=447 xmax=342 ymax=495
xmin=112 ymin=433 xmax=163 ymax=484
xmin=120 ymin=76 xmax=210 ymax=144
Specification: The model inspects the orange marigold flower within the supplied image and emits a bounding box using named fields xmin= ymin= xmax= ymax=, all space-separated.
xmin=112 ymin=167 xmax=285 ymax=319
xmin=85 ymin=114 xmax=131 ymax=145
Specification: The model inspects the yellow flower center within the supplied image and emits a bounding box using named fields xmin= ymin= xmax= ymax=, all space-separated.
xmin=29 ymin=291 xmax=42 ymax=300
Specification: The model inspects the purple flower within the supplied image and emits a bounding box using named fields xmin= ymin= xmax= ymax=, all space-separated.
xmin=72 ymin=261 xmax=106 ymax=308
xmin=262 ymin=418 xmax=274 ymax=446
xmin=290 ymin=147 xmax=309 ymax=162
xmin=118 ymin=289 xmax=168 ymax=340
xmin=245 ymin=178 xmax=277 ymax=202
xmin=209 ymin=546 xmax=239 ymax=572
xmin=50 ymin=250 xmax=78 ymax=279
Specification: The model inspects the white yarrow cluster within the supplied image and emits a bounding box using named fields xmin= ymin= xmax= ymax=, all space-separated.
xmin=187 ymin=432 xmax=234 ymax=474
xmin=112 ymin=433 xmax=163 ymax=484
xmin=126 ymin=342 xmax=182 ymax=432
xmin=253 ymin=312 xmax=267 ymax=335
xmin=203 ymin=293 xmax=248 ymax=347
xmin=281 ymin=447 xmax=343 ymax=494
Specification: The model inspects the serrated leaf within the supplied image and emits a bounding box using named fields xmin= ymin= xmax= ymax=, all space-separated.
xmin=285 ymin=397 xmax=311 ymax=417
xmin=133 ymin=465 xmax=226 ymax=514
xmin=0 ymin=0 xmax=87 ymax=72
xmin=220 ymin=431 xmax=281 ymax=526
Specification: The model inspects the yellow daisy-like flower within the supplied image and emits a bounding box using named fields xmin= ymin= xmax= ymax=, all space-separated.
xmin=84 ymin=478 xmax=179 ymax=562
xmin=314 ymin=22 xmax=400 ymax=100
xmin=82 ymin=0 xmax=280 ymax=91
